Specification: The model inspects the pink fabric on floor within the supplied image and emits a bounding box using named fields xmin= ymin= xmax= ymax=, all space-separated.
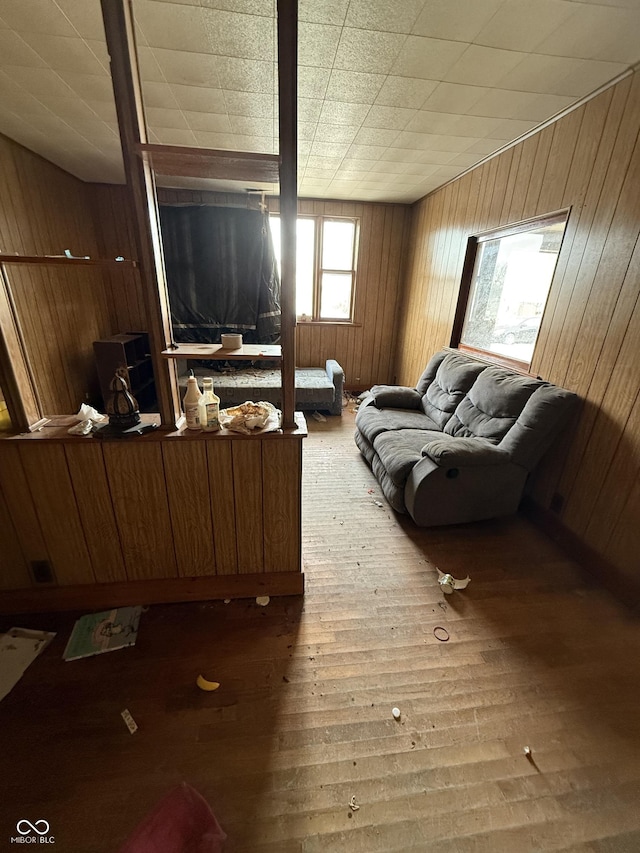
xmin=118 ymin=783 xmax=227 ymax=853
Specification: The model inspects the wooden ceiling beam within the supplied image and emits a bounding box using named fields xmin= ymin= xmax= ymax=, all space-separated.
xmin=137 ymin=143 xmax=280 ymax=184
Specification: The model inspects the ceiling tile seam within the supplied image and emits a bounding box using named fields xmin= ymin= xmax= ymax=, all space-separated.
xmin=413 ymin=64 xmax=634 ymax=206
xmin=302 ymin=9 xmax=347 ymax=183
xmin=134 ymin=14 xmax=199 ymax=149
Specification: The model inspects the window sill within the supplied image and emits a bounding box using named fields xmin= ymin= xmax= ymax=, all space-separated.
xmin=296 ymin=321 xmax=362 ymax=327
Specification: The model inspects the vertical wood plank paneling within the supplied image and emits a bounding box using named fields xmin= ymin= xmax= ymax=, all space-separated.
xmin=17 ymin=443 xmax=93 ymax=585
xmin=103 ymin=442 xmax=178 ymax=580
xmin=397 ymin=70 xmax=640 ymax=586
xmin=65 ymin=442 xmax=127 ymax=583
xmin=161 ymin=441 xmax=217 ymax=577
xmin=206 ymin=439 xmax=238 ymax=574
xmin=0 ymin=443 xmax=49 ymax=567
xmin=0 ymin=135 xmax=116 ymax=415
xmin=0 ymin=484 xmax=31 ymax=590
xmin=232 ymin=441 xmax=264 ymax=571
xmin=263 ymin=440 xmax=301 ymax=572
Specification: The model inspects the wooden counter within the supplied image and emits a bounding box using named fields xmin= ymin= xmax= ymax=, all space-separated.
xmin=0 ymin=413 xmax=306 ymax=612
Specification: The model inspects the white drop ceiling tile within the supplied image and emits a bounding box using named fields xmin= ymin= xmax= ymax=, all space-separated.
xmin=412 ymin=0 xmax=504 ymax=42
xmin=305 ymin=155 xmax=343 ymax=169
xmin=90 ymin=100 xmax=118 ymax=122
xmin=333 ymin=28 xmax=407 ymax=74
xmin=525 ymin=92 xmax=576 ymax=121
xmin=181 ymin=111 xmax=232 ymax=133
xmin=85 ymin=39 xmax=111 ymax=71
xmin=232 ymin=134 xmax=275 ymax=153
xmin=401 ymin=162 xmax=441 ymax=176
xmin=405 ymin=110 xmax=464 ymax=135
xmin=0 ymin=30 xmax=49 ymax=68
xmin=390 ymin=36 xmax=468 ymax=80
xmin=537 ymin=5 xmax=640 ymax=62
xmin=421 ymin=82 xmax=489 ymax=113
xmin=395 ymin=131 xmax=473 ymax=152
xmin=229 ymin=114 xmax=273 ymax=136
xmin=55 ymin=0 xmax=107 ymax=40
xmin=363 ymin=105 xmax=416 ymax=130
xmin=310 ymin=140 xmax=350 ymax=158
xmin=216 ymin=56 xmax=274 ymax=93
xmin=449 ymin=113 xmax=504 ymax=137
xmin=304 ymin=167 xmax=338 ymax=179
xmin=72 ymin=118 xmax=119 ymax=143
xmin=298 ymin=0 xmax=349 ymax=26
xmin=137 ymin=46 xmax=167 ymax=83
xmin=353 ymin=126 xmax=399 ymax=146
xmin=298 ymin=22 xmax=341 ymax=68
xmin=410 ymin=149 xmax=461 ymax=165
xmin=346 ymin=143 xmax=390 ymax=160
xmin=325 ymin=69 xmax=385 ymax=104
xmin=448 ymin=151 xmax=486 ymax=168
xmin=223 ymin=90 xmax=273 ymax=117
xmin=193 ymin=130 xmax=238 ymax=148
xmin=44 ymin=96 xmax=102 ymax=123
xmin=57 ymin=71 xmax=115 ymax=103
xmin=464 ymin=137 xmax=507 ymax=155
xmin=145 ymin=107 xmax=189 ymax=130
xmin=490 ymin=117 xmax=540 ymax=139
xmin=4 ymin=65 xmax=73 ymax=99
xmin=339 ymin=157 xmax=378 ymax=171
xmin=200 ymin=0 xmax=274 ymax=14
xmin=297 ymin=120 xmax=317 ymax=140
xmin=374 ymin=76 xmax=438 ymax=109
xmin=298 ymin=66 xmax=330 ymax=99
xmin=137 ymin=1 xmax=274 ymax=61
xmin=475 ymin=0 xmax=574 ymax=53
xmin=466 ymin=89 xmax=548 ymax=121
xmin=557 ymin=59 xmax=628 ymax=98
xmin=298 ymin=139 xmax=312 ymax=159
xmin=169 ymin=83 xmax=226 ymax=113
xmin=298 ymin=98 xmax=323 ymax=122
xmin=444 ymin=45 xmax=528 ymax=87
xmin=334 ymin=169 xmax=371 ymax=181
xmin=19 ymin=32 xmax=108 ymax=76
xmin=369 ymin=160 xmax=411 ymax=174
xmin=314 ymin=124 xmax=359 ymax=144
xmin=0 ymin=0 xmax=77 ymax=37
xmin=345 ymin=0 xmax=426 ymax=33
xmin=318 ymin=100 xmax=371 ymax=126
xmin=155 ymin=127 xmax=200 ymax=146
xmin=152 ymin=48 xmax=221 ymax=88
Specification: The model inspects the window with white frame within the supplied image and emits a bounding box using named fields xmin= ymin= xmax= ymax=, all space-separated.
xmin=269 ymin=214 xmax=359 ymax=322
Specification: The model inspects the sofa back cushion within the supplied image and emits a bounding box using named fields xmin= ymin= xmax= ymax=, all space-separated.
xmin=444 ymin=366 xmax=541 ymax=443
xmin=418 ymin=352 xmax=487 ymax=429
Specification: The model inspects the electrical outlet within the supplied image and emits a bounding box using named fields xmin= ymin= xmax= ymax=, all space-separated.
xmin=30 ymin=560 xmax=53 ymax=583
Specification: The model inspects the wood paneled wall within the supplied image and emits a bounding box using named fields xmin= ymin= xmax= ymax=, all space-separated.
xmin=0 ymin=134 xmax=122 ymax=414
xmin=396 ymin=70 xmax=640 ymax=585
xmin=0 ymin=421 xmax=304 ymax=605
xmin=155 ymin=188 xmax=412 ymax=388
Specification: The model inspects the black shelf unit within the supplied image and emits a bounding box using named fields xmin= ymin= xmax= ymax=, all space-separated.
xmin=93 ymin=332 xmax=157 ymax=412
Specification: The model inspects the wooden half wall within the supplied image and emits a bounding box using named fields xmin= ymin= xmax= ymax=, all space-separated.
xmin=396 ymin=70 xmax=640 ymax=590
xmin=0 ymin=416 xmax=305 ymax=611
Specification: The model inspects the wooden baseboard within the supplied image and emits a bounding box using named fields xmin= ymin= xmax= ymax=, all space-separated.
xmin=0 ymin=571 xmax=305 ymax=614
xmin=521 ymin=497 xmax=640 ymax=610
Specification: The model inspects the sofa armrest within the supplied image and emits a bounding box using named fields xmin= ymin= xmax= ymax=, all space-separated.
xmin=325 ymin=359 xmax=344 ymax=416
xmin=370 ymin=385 xmax=422 ymax=409
xmin=421 ymin=436 xmax=511 ymax=467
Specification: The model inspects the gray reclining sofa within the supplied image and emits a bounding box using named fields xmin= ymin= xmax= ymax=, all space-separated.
xmin=355 ymin=349 xmax=577 ymax=526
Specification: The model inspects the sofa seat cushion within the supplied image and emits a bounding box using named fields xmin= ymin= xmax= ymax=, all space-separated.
xmin=444 ymin=366 xmax=541 ymax=442
xmin=373 ymin=428 xmax=443 ymax=487
xmin=421 ymin=352 xmax=487 ymax=429
xmin=356 ymin=406 xmax=441 ymax=444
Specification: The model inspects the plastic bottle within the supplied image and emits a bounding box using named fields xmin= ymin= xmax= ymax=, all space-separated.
xmin=199 ymin=377 xmax=220 ymax=431
xmin=183 ymin=371 xmax=202 ymax=430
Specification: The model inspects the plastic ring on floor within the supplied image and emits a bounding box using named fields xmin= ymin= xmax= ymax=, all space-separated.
xmin=433 ymin=626 xmax=450 ymax=642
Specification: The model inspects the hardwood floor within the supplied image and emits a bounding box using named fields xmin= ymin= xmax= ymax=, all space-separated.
xmin=1 ymin=407 xmax=640 ymax=852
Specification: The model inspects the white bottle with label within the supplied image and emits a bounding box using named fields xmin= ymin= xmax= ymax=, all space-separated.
xmin=198 ymin=377 xmax=220 ymax=431
xmin=183 ymin=371 xmax=202 ymax=430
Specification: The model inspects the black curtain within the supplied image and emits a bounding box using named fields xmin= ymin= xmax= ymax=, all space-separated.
xmin=159 ymin=205 xmax=281 ymax=345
